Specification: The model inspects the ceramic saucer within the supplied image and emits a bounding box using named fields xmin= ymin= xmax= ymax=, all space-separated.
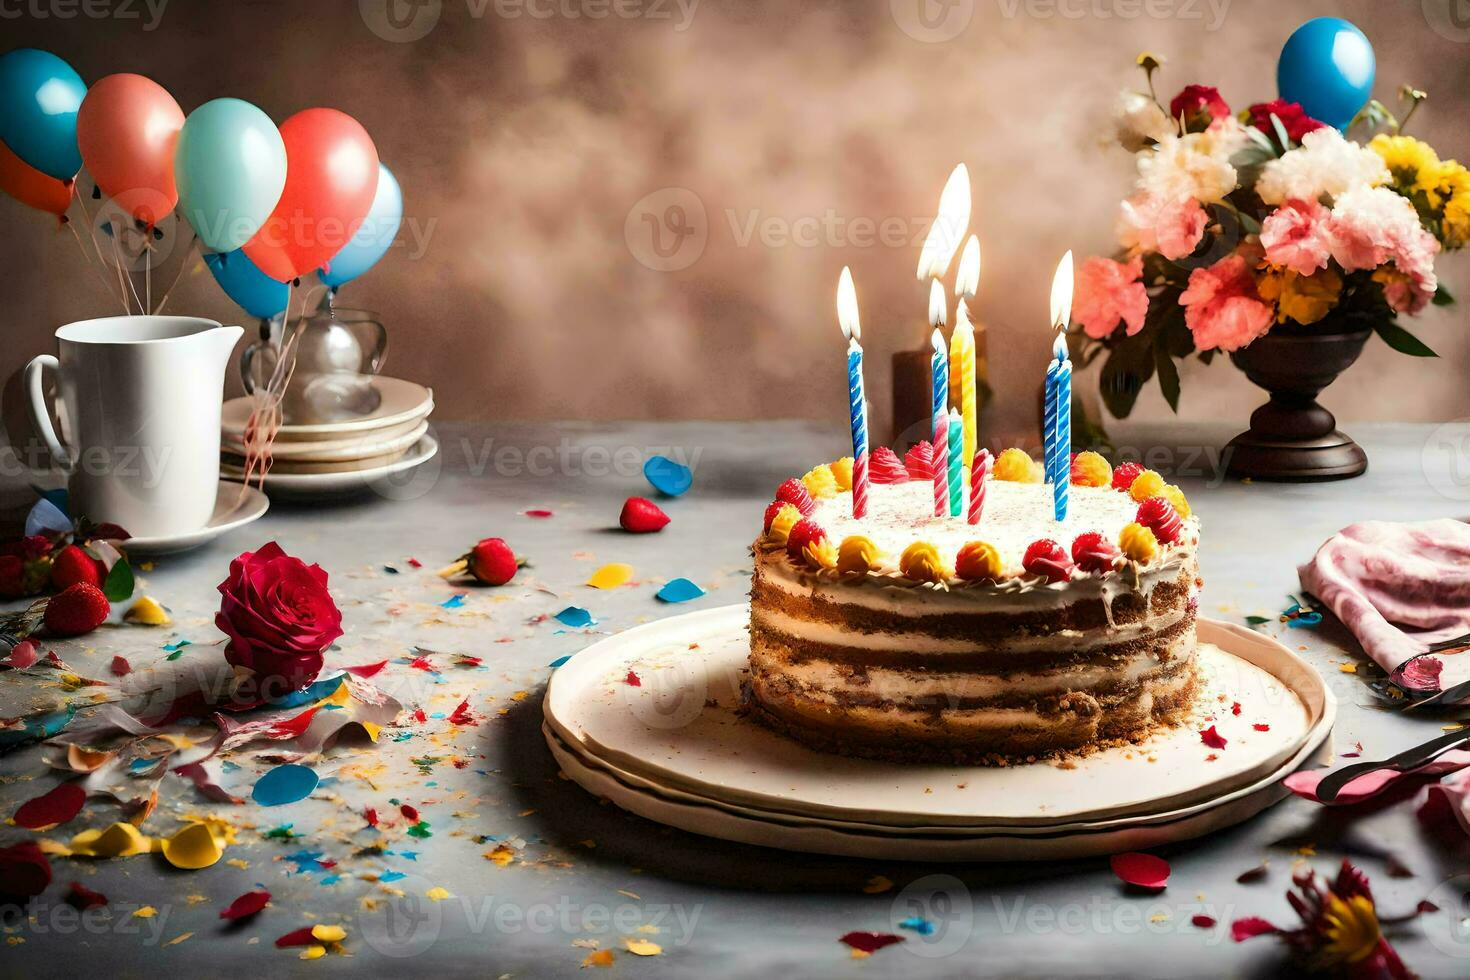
xmin=122 ymin=480 xmax=270 ymax=556
xmin=221 ymin=434 xmax=439 ymax=497
xmin=221 ymin=378 xmax=432 ymax=442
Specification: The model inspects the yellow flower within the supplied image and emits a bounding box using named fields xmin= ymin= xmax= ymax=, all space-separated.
xmin=1159 ymin=484 xmax=1191 ymax=519
xmin=1370 ymin=133 xmax=1440 ymax=192
xmin=803 ymin=537 xmax=838 ymax=571
xmin=955 ymin=541 xmax=1004 ymax=582
xmin=899 ymin=542 xmax=950 ymax=584
xmin=1129 ymin=469 xmax=1166 ymax=503
xmin=1257 ymin=266 xmax=1342 ymax=326
xmin=802 ymin=464 xmax=838 ymax=499
xmin=1119 ymin=523 xmax=1158 ymax=563
xmin=836 ymin=535 xmax=882 ymax=575
xmin=828 ymin=457 xmax=854 ymax=492
xmin=1320 ymin=894 xmax=1382 ymax=967
xmin=767 ymin=504 xmax=801 ymax=545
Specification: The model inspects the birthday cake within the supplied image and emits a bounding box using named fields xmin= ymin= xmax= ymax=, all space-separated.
xmin=746 ymin=448 xmax=1202 ymax=764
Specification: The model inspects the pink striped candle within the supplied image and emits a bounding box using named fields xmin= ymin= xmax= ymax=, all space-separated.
xmin=852 ymin=449 xmax=869 ymax=519
xmin=968 ymin=448 xmax=992 ymax=525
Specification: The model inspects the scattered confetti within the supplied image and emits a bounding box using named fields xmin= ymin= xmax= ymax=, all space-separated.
xmin=0 ymin=842 xmax=51 ymax=901
xmin=587 ymin=563 xmax=634 ymax=589
xmin=123 ymin=596 xmax=171 ymax=626
xmin=623 ymin=938 xmax=662 ymax=956
xmin=1200 ymin=726 xmax=1227 ymax=749
xmin=624 ymin=670 xmax=642 ymax=687
xmin=13 ymin=781 xmax=86 ymax=830
xmin=1110 ymin=852 xmax=1170 ymax=890
xmin=65 ymin=882 xmax=106 ymax=910
xmin=523 ymin=509 xmax=554 ymax=518
xmin=839 ymin=932 xmax=904 ymax=954
xmin=581 ymin=949 xmax=615 ymax=968
xmin=863 ymin=875 xmax=893 ymax=894
xmin=643 ymin=455 xmax=693 ymax=497
xmin=221 ymin=890 xmax=271 ymax=921
xmin=440 ymin=593 xmax=467 ymax=609
xmin=554 ymin=607 xmax=595 ymax=629
xmin=109 ymin=655 xmax=131 ymax=676
xmin=898 ymin=916 xmax=935 ymax=935
xmin=1192 ymin=914 xmax=1217 ymax=928
xmin=252 ymin=764 xmax=320 ymax=807
xmin=655 ymin=578 xmax=705 ymax=603
xmin=425 ymin=887 xmax=453 ymax=902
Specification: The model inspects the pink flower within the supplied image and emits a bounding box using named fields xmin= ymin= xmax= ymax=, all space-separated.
xmin=1259 ymin=199 xmax=1333 ymax=275
xmin=1179 ymin=254 xmax=1275 ymax=352
xmin=1328 ymin=185 xmax=1441 ymax=312
xmin=1117 ymin=193 xmax=1207 ymax=260
xmin=1073 ymin=256 xmax=1148 ymax=339
xmin=1169 ymin=85 xmax=1230 ymax=128
xmin=217 ymin=542 xmax=344 ymax=695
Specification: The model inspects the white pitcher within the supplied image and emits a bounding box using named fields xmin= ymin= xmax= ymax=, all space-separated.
xmin=26 ymin=316 xmax=244 ymax=538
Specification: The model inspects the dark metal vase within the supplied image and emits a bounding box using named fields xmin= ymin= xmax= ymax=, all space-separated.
xmin=1225 ymin=325 xmax=1372 ymax=482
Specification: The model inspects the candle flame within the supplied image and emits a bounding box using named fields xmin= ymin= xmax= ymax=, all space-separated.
xmin=916 ymin=163 xmax=971 ymax=281
xmin=955 ymin=235 xmax=980 ymax=298
xmin=931 ymin=326 xmax=945 ymax=353
xmin=927 ymin=278 xmax=947 ymax=329
xmin=837 ymin=266 xmax=861 ymax=343
xmin=1049 ymin=250 xmax=1074 ymax=332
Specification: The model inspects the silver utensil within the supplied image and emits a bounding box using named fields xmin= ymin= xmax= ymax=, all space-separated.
xmin=1313 ymin=728 xmax=1470 ymax=803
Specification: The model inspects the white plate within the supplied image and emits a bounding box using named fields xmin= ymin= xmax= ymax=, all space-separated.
xmin=223 ymin=420 xmax=428 ymax=463
xmin=121 ymin=481 xmax=269 ymax=556
xmin=221 ymin=435 xmax=438 ymax=497
xmin=546 ymin=724 xmax=1327 ymax=862
xmin=544 ymin=608 xmax=1329 ymax=829
xmin=220 ymin=378 xmax=432 ymax=441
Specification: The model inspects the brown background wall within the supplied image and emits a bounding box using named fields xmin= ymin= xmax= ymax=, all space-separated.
xmin=2 ymin=0 xmax=1467 ymax=444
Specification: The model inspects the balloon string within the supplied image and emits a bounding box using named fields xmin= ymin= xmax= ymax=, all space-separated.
xmin=108 ymin=228 xmax=144 ymax=314
xmin=152 ymin=232 xmax=198 ymax=315
xmin=145 ymin=234 xmax=152 ymax=313
xmin=65 ymin=219 xmax=127 ymax=316
xmin=71 ymin=188 xmax=130 ymax=314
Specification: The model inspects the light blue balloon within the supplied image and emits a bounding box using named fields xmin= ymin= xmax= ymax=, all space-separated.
xmin=320 ymin=163 xmax=402 ymax=288
xmin=175 ymin=98 xmax=287 ymax=252
xmin=1277 ymin=17 xmax=1375 ymax=132
xmin=0 ymin=48 xmax=86 ymax=179
xmin=203 ymin=248 xmax=289 ymax=320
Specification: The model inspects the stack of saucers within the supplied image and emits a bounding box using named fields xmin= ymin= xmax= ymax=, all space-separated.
xmin=220 ymin=377 xmax=437 ymax=496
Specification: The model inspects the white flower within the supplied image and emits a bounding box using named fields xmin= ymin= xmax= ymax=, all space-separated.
xmin=1255 ymin=128 xmax=1389 ymax=206
xmin=1135 ymin=129 xmax=1239 ymax=204
xmin=1114 ymin=91 xmax=1173 ymax=152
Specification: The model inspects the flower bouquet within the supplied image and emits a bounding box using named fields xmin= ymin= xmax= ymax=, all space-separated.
xmin=1073 ymin=53 xmax=1463 ymax=479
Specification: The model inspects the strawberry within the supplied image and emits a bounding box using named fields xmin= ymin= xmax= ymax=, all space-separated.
xmin=1136 ymin=496 xmax=1183 ymax=545
xmin=619 ymin=497 xmax=670 ymax=534
xmin=904 ymin=441 xmax=936 ymax=480
xmin=1023 ymin=538 xmax=1074 ymax=583
xmin=44 ymin=583 xmax=110 ymax=637
xmin=50 ymin=545 xmax=104 ymax=592
xmin=774 ymin=479 xmax=815 ymax=516
xmin=467 ymin=538 xmax=520 ymax=586
xmin=1071 ymin=531 xmax=1122 ymax=574
xmin=762 ymin=500 xmax=787 ymax=532
xmin=1111 ymin=461 xmax=1145 ymax=493
xmin=0 ymin=556 xmax=24 ymax=599
xmin=785 ymin=519 xmax=826 ymax=561
xmin=0 ymin=535 xmax=52 ymax=561
xmin=870 ymin=446 xmax=909 ymax=484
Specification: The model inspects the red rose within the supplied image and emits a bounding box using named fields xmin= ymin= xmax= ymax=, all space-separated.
xmin=1169 ymin=85 xmax=1230 ymax=129
xmin=216 ymin=542 xmax=343 ymax=694
xmin=1246 ymin=100 xmax=1327 ymax=147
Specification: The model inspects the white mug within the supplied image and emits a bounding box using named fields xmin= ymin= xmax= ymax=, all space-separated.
xmin=26 ymin=316 xmax=244 ymax=539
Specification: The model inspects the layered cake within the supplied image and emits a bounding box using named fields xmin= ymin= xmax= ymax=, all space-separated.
xmin=747 ymin=447 xmax=1202 ymax=764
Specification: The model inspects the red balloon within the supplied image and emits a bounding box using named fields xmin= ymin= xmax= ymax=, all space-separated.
xmin=243 ymin=108 xmax=379 ymax=283
xmin=0 ymin=138 xmax=71 ymax=216
xmin=77 ymin=73 xmax=183 ymax=227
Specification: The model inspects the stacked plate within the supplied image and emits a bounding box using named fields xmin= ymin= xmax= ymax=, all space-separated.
xmin=220 ymin=377 xmax=438 ymax=495
xmin=543 ymin=609 xmax=1335 ymax=861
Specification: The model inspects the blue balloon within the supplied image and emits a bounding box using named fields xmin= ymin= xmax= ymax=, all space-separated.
xmin=204 ymin=249 xmax=289 ymax=321
xmin=0 ymin=48 xmax=86 ymax=179
xmin=1277 ymin=18 xmax=1375 ymax=132
xmin=320 ymin=163 xmax=402 ymax=288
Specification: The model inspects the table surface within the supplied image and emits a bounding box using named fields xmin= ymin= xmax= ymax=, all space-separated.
xmin=2 ymin=420 xmax=1469 ymax=978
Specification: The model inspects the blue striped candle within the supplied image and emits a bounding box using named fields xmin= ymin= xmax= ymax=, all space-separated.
xmin=931 ymin=328 xmax=949 ymax=517
xmin=837 ymin=268 xmax=869 ymax=518
xmin=1043 ymin=354 xmax=1060 ymax=489
xmin=1052 ymin=333 xmax=1071 ymax=521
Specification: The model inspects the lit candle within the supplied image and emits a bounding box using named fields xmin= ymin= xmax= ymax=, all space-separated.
xmin=837 ymin=267 xmax=869 ymax=519
xmin=929 ymin=280 xmax=949 ymax=519
xmin=1046 ymin=251 xmax=1074 ymax=522
xmin=968 ymin=447 xmax=992 ymax=525
xmin=947 ymin=409 xmax=963 ymax=517
xmin=952 ymin=235 xmax=980 ymax=467
xmin=916 ymin=164 xmax=971 ymax=283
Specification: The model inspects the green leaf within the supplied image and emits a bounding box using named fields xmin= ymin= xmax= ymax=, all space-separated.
xmin=1269 ymin=113 xmax=1292 ymax=151
xmin=1098 ymin=332 xmax=1155 ymax=419
xmin=103 ymin=558 xmax=135 ymax=603
xmin=1432 ymin=283 xmax=1455 ymax=307
xmin=1245 ymin=615 xmax=1270 ymax=626
xmin=1374 ymin=321 xmax=1438 ymax=357
xmin=1153 ymin=344 xmax=1181 ymax=413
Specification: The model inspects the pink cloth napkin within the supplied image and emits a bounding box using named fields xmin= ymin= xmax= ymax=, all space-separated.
xmin=1298 ymin=519 xmax=1470 ymax=694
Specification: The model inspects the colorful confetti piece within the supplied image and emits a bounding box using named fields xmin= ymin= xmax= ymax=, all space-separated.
xmin=655 ymin=578 xmax=705 ymax=603
xmin=587 ymin=563 xmax=634 ymax=589
xmin=252 ymin=764 xmax=320 ymax=807
xmin=643 ymin=455 xmax=692 ymax=497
